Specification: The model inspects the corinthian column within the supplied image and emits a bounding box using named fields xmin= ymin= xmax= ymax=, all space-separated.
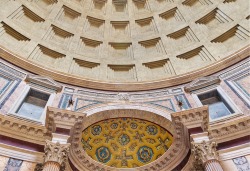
xmin=192 ymin=141 xmax=223 ymax=171
xmin=43 ymin=140 xmax=71 ymax=171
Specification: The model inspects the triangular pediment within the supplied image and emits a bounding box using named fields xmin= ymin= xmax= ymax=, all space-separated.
xmin=25 ymin=74 xmax=62 ymax=92
xmin=184 ymin=76 xmax=220 ymax=92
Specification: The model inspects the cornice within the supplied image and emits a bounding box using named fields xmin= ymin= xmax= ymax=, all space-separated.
xmin=47 ymin=107 xmax=86 ymax=128
xmin=208 ymin=115 xmax=250 ymax=143
xmin=184 ymin=76 xmax=221 ymax=93
xmin=0 ymin=143 xmax=44 ymax=163
xmin=0 ymin=113 xmax=53 ymax=145
xmin=171 ymin=106 xmax=209 ymax=131
xmin=25 ymin=74 xmax=63 ymax=92
xmin=0 ymin=45 xmax=249 ymax=91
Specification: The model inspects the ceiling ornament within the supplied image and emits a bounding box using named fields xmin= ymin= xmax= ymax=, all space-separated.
xmin=81 ymin=118 xmax=173 ymax=168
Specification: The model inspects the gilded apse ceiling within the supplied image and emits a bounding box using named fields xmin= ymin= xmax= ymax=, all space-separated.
xmin=0 ymin=0 xmax=249 ymax=90
xmin=81 ymin=118 xmax=173 ymax=168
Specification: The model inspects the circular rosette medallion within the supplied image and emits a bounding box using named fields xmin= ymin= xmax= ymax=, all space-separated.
xmin=91 ymin=125 xmax=102 ymax=135
xmin=96 ymin=146 xmax=111 ymax=163
xmin=110 ymin=123 xmax=118 ymax=129
xmin=118 ymin=134 xmax=130 ymax=146
xmin=137 ymin=146 xmax=154 ymax=163
xmin=146 ymin=125 xmax=158 ymax=135
xmin=130 ymin=122 xmax=138 ymax=129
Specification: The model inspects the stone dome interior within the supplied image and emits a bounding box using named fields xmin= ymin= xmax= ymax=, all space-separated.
xmin=0 ymin=0 xmax=249 ymax=84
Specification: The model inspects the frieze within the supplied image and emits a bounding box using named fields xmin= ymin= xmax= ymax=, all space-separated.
xmin=64 ymin=86 xmax=183 ymax=102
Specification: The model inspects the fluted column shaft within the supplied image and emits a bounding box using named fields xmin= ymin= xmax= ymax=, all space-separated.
xmin=43 ymin=161 xmax=60 ymax=171
xmin=205 ymin=159 xmax=224 ymax=171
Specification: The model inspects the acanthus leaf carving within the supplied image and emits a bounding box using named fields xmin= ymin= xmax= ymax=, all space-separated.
xmin=44 ymin=140 xmax=71 ymax=167
xmin=191 ymin=140 xmax=219 ymax=164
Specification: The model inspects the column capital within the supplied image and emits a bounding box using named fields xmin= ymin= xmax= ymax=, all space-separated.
xmin=191 ymin=140 xmax=219 ymax=164
xmin=44 ymin=140 xmax=71 ymax=166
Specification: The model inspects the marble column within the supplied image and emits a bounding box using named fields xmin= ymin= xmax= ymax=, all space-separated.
xmin=192 ymin=141 xmax=224 ymax=171
xmin=42 ymin=140 xmax=71 ymax=171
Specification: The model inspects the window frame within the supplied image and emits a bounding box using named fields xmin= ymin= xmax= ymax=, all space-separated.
xmin=8 ymin=84 xmax=55 ymax=125
xmin=192 ymin=86 xmax=242 ymax=123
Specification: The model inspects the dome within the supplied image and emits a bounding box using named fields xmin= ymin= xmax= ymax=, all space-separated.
xmin=0 ymin=0 xmax=249 ymax=91
xmin=0 ymin=1 xmax=249 ymax=171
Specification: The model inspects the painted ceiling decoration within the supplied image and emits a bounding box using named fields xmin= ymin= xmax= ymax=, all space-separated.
xmin=81 ymin=117 xmax=173 ymax=168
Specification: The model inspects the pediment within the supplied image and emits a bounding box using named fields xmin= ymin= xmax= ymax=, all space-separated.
xmin=25 ymin=74 xmax=62 ymax=92
xmin=184 ymin=76 xmax=220 ymax=92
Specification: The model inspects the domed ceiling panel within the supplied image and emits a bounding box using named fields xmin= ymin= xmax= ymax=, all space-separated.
xmin=0 ymin=0 xmax=249 ymax=90
xmin=81 ymin=117 xmax=173 ymax=168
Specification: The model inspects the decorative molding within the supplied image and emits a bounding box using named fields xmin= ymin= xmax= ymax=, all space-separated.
xmin=208 ymin=115 xmax=250 ymax=142
xmin=0 ymin=45 xmax=248 ymax=91
xmin=44 ymin=140 xmax=70 ymax=166
xmin=69 ymin=109 xmax=190 ymax=171
xmin=0 ymin=113 xmax=54 ymax=145
xmin=171 ymin=106 xmax=209 ymax=130
xmin=0 ymin=61 xmax=26 ymax=79
xmin=47 ymin=107 xmax=85 ymax=129
xmin=0 ymin=143 xmax=44 ymax=163
xmin=233 ymin=156 xmax=250 ymax=171
xmin=25 ymin=74 xmax=62 ymax=92
xmin=219 ymin=143 xmax=250 ymax=161
xmin=4 ymin=158 xmax=23 ymax=171
xmin=116 ymin=93 xmax=130 ymax=101
xmin=184 ymin=76 xmax=221 ymax=93
xmin=191 ymin=140 xmax=219 ymax=164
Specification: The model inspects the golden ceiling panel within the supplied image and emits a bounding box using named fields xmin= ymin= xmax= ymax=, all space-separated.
xmin=81 ymin=117 xmax=173 ymax=168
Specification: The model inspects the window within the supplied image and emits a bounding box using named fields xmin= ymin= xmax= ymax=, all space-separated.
xmin=198 ymin=90 xmax=234 ymax=120
xmin=16 ymin=89 xmax=50 ymax=120
xmin=191 ymin=86 xmax=241 ymax=121
xmin=8 ymin=75 xmax=62 ymax=124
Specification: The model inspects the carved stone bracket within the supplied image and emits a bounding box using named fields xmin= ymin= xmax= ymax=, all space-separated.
xmin=44 ymin=140 xmax=71 ymax=166
xmin=191 ymin=141 xmax=219 ymax=164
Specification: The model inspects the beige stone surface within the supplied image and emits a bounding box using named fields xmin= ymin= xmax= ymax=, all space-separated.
xmin=0 ymin=0 xmax=248 ymax=85
xmin=19 ymin=161 xmax=37 ymax=171
xmin=0 ymin=155 xmax=9 ymax=170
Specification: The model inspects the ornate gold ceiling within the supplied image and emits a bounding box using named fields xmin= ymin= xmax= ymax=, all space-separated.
xmin=81 ymin=118 xmax=173 ymax=168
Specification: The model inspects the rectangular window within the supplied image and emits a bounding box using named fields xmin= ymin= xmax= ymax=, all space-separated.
xmin=198 ymin=90 xmax=234 ymax=120
xmin=16 ymin=89 xmax=50 ymax=120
